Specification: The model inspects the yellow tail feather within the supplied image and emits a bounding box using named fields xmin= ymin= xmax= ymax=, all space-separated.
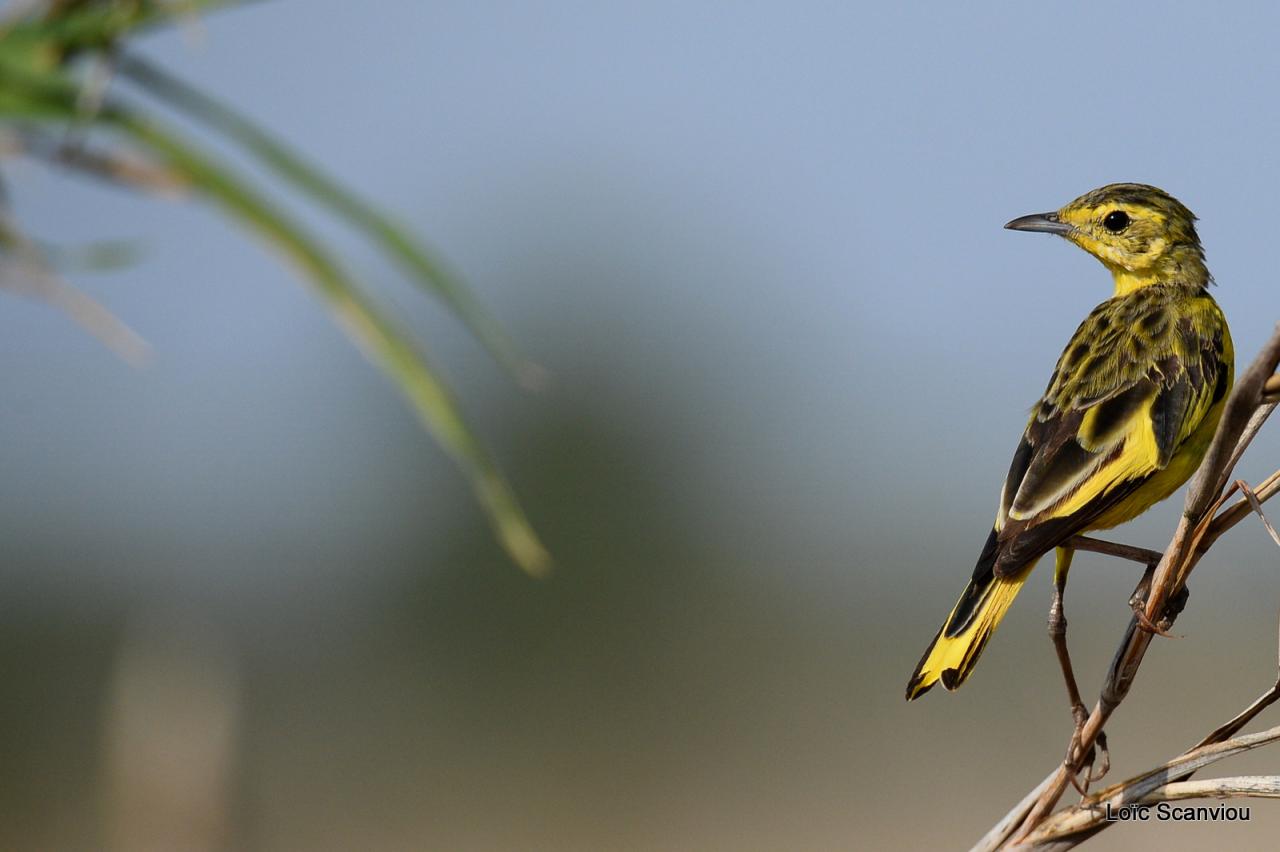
xmin=905 ymin=572 xmax=1029 ymax=700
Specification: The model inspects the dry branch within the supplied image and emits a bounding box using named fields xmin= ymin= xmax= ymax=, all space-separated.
xmin=973 ymin=323 xmax=1280 ymax=850
xmin=1027 ymin=726 xmax=1280 ymax=842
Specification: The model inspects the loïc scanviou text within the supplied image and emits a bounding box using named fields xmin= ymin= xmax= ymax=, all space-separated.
xmin=1104 ymin=802 xmax=1250 ymax=823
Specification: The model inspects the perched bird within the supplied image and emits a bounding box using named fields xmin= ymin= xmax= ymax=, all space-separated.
xmin=905 ymin=184 xmax=1233 ymax=707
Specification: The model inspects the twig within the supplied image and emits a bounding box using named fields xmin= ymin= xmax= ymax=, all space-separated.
xmin=972 ymin=775 xmax=1059 ymax=852
xmin=1026 ymin=775 xmax=1280 ymax=848
xmin=974 ymin=324 xmax=1280 ymax=850
xmin=1144 ymin=776 xmax=1280 ymax=801
xmin=1196 ymin=465 xmax=1280 ymax=555
xmin=1237 ymin=479 xmax=1280 ymax=549
xmin=1025 ymin=726 xmax=1280 ymax=844
xmin=1010 ymin=611 xmax=1280 ymax=847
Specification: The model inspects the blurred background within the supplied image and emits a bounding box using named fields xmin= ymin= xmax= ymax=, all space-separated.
xmin=5 ymin=2 xmax=1280 ymax=849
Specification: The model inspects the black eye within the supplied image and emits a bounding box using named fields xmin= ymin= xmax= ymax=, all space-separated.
xmin=1103 ymin=210 xmax=1130 ymax=232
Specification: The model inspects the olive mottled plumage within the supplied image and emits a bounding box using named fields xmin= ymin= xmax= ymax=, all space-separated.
xmin=907 ymin=184 xmax=1233 ymax=702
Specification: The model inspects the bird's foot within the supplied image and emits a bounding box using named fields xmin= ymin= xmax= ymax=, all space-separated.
xmin=1129 ymin=579 xmax=1190 ymax=637
xmin=1064 ymin=702 xmax=1109 ymax=795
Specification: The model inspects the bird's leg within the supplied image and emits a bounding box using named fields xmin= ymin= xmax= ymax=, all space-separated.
xmin=1067 ymin=535 xmax=1163 ymax=568
xmin=1048 ymin=546 xmax=1109 ymax=792
xmin=1068 ymin=536 xmax=1179 ymax=636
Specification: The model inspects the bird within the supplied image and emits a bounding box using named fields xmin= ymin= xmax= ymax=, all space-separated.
xmin=905 ymin=184 xmax=1233 ymax=716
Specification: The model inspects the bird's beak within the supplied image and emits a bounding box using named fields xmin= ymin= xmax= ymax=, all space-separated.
xmin=1004 ymin=212 xmax=1074 ymax=236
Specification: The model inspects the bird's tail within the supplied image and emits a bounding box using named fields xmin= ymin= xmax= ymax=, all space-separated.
xmin=905 ymin=529 xmax=1031 ymax=700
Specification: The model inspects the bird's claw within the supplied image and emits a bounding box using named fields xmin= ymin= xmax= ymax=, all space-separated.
xmin=1131 ymin=604 xmax=1177 ymax=637
xmin=1129 ymin=582 xmax=1189 ymax=637
xmin=1064 ymin=703 xmax=1109 ymax=794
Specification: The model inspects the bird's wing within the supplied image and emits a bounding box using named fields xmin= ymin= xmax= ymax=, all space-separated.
xmin=992 ymin=307 xmax=1229 ymax=571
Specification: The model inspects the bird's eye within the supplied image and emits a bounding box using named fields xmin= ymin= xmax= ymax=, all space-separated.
xmin=1102 ymin=210 xmax=1131 ymax=233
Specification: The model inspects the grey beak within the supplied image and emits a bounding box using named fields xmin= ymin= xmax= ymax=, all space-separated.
xmin=1004 ymin=212 xmax=1074 ymax=235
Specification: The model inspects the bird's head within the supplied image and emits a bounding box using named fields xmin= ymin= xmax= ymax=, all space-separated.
xmin=1005 ymin=183 xmax=1208 ymax=294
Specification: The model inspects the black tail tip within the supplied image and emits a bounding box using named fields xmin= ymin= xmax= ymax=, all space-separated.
xmin=905 ymin=673 xmax=934 ymax=701
xmin=905 ymin=665 xmax=967 ymax=701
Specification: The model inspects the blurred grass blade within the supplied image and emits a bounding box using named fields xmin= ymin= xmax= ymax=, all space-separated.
xmin=116 ymin=53 xmax=544 ymax=389
xmin=0 ymin=209 xmax=150 ymax=364
xmin=0 ymin=25 xmax=549 ymax=574
xmin=108 ymin=108 xmax=550 ymax=576
xmin=0 ymin=0 xmax=253 ymax=52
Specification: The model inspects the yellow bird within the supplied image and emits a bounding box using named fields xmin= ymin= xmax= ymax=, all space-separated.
xmin=906 ymin=184 xmax=1233 ymax=704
